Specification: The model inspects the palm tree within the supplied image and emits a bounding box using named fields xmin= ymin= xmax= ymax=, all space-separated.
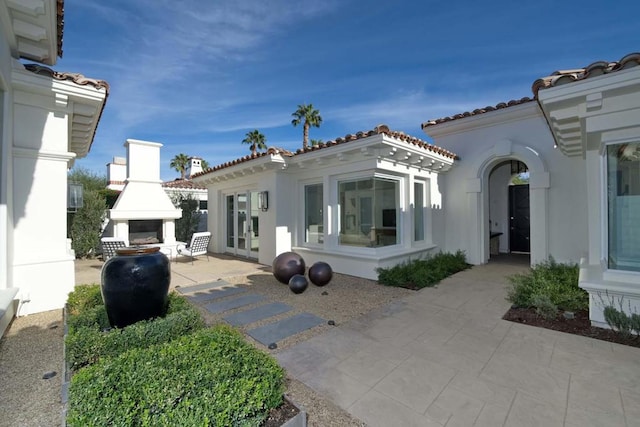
xmin=200 ymin=159 xmax=210 ymax=170
xmin=291 ymin=104 xmax=322 ymax=150
xmin=242 ymin=130 xmax=267 ymax=155
xmin=310 ymin=139 xmax=323 ymax=147
xmin=170 ymin=153 xmax=189 ymax=179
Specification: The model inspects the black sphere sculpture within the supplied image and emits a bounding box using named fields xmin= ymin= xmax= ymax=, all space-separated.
xmin=309 ymin=261 xmax=333 ymax=286
xmin=272 ymin=251 xmax=305 ymax=284
xmin=288 ymin=274 xmax=309 ymax=294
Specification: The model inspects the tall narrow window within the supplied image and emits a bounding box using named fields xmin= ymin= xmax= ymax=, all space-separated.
xmin=304 ymin=184 xmax=323 ymax=244
xmin=607 ymin=143 xmax=640 ymax=272
xmin=414 ymin=182 xmax=425 ymax=241
xmin=338 ymin=177 xmax=398 ymax=247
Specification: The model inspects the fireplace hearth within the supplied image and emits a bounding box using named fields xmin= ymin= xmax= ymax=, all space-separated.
xmin=129 ymin=220 xmax=163 ymax=245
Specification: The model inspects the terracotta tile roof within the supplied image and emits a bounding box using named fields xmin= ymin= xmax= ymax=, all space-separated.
xmin=192 ymin=125 xmax=458 ymax=178
xmin=24 ymin=64 xmax=110 ymax=92
xmin=423 ymin=52 xmax=640 ymax=130
xmin=532 ymin=52 xmax=640 ymax=96
xmin=421 ymin=97 xmax=535 ymax=129
xmin=162 ymin=179 xmax=206 ymax=190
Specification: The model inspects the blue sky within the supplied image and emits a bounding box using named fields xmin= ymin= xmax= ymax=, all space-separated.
xmin=57 ymin=0 xmax=638 ymax=181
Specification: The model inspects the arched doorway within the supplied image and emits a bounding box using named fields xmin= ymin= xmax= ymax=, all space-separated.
xmin=465 ymin=139 xmax=550 ymax=266
xmin=488 ymin=160 xmax=530 ymax=262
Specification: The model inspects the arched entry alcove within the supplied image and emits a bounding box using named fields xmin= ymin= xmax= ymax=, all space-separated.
xmin=464 ymin=139 xmax=550 ymax=265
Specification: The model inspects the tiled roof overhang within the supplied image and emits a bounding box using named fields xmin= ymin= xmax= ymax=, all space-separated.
xmin=3 ymin=0 xmax=64 ymax=65
xmin=22 ymin=64 xmax=109 ymax=158
xmin=191 ymin=124 xmax=458 ymax=181
xmin=162 ymin=179 xmax=206 ymax=190
xmin=535 ymin=52 xmax=640 ymax=158
xmin=532 ymin=52 xmax=640 ymax=97
xmin=421 ymin=97 xmax=535 ymax=129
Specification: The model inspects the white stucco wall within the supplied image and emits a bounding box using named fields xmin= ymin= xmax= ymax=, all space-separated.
xmin=426 ymin=103 xmax=588 ymax=266
xmin=11 ymin=73 xmax=76 ymax=315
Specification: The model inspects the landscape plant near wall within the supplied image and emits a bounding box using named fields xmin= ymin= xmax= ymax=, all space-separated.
xmin=65 ymin=285 xmax=285 ymax=426
xmin=376 ymin=250 xmax=471 ymax=290
xmin=506 ymin=257 xmax=586 ymax=313
xmin=70 ymin=190 xmax=107 ymax=258
xmin=170 ymin=193 xmax=202 ymax=242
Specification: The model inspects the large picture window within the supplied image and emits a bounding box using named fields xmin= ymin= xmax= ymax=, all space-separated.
xmin=304 ymin=183 xmax=323 ymax=244
xmin=339 ymin=177 xmax=398 ymax=248
xmin=607 ymin=142 xmax=640 ymax=272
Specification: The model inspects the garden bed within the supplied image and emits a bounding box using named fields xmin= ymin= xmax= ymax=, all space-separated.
xmin=62 ymin=285 xmax=305 ymax=426
xmin=503 ymin=307 xmax=640 ymax=348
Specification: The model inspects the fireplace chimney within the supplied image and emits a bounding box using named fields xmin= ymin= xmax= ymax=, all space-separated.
xmin=108 ymin=139 xmax=182 ymax=244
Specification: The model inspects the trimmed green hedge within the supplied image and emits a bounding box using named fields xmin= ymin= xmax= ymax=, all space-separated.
xmin=377 ymin=250 xmax=471 ymax=289
xmin=67 ymin=325 xmax=285 ymax=427
xmin=65 ymin=286 xmax=205 ymax=371
xmin=506 ymin=257 xmax=586 ymax=312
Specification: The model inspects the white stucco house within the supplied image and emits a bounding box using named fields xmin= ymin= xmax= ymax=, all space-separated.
xmin=0 ymin=0 xmax=108 ymax=331
xmin=191 ymin=126 xmax=457 ymax=280
xmin=193 ymin=53 xmax=639 ymax=328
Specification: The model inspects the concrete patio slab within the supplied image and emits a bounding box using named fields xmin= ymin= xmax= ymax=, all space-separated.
xmin=276 ymin=261 xmax=640 ymax=426
xmin=223 ymin=302 xmax=293 ymax=326
xmin=247 ymin=313 xmax=324 ymax=346
xmin=203 ymin=294 xmax=265 ymax=314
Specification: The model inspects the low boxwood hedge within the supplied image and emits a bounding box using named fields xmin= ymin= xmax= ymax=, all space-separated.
xmin=67 ymin=325 xmax=285 ymax=427
xmin=377 ymin=250 xmax=471 ymax=289
xmin=65 ymin=286 xmax=205 ymax=371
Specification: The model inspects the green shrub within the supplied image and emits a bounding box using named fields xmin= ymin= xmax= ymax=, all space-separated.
xmin=67 ymin=325 xmax=285 ymax=427
xmin=71 ymin=190 xmax=107 ymax=258
xmin=65 ymin=293 xmax=204 ymax=371
xmin=600 ymin=294 xmax=640 ymax=338
xmin=506 ymin=257 xmax=586 ymax=311
xmin=377 ymin=250 xmax=471 ymax=289
xmin=66 ymin=284 xmax=103 ymax=316
xmin=531 ymin=294 xmax=558 ymax=320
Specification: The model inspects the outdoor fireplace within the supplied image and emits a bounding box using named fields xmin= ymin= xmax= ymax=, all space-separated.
xmin=129 ymin=220 xmax=163 ymax=245
xmin=108 ymin=139 xmax=182 ymax=246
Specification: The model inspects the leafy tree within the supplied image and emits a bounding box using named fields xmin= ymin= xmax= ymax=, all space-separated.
xmin=170 ymin=153 xmax=189 ymax=179
xmin=242 ymin=130 xmax=267 ymax=155
xmin=71 ymin=190 xmax=107 ymax=258
xmin=170 ymin=193 xmax=202 ymax=242
xmin=68 ymin=167 xmax=107 ymax=192
xmin=67 ymin=167 xmax=108 ymax=252
xmin=291 ymin=104 xmax=322 ymax=150
xmin=310 ymin=139 xmax=323 ymax=146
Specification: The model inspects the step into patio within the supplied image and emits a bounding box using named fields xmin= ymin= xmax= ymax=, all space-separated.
xmin=223 ymin=302 xmax=293 ymax=326
xmin=246 ymin=313 xmax=325 ymax=346
xmin=180 ymin=282 xmax=249 ymax=303
xmin=203 ymin=294 xmax=266 ymax=314
xmin=176 ymin=280 xmax=232 ymax=294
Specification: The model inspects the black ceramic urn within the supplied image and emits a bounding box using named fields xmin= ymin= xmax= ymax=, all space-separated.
xmin=100 ymin=246 xmax=170 ymax=328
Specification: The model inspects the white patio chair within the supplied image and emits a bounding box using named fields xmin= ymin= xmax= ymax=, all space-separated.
xmin=101 ymin=237 xmax=129 ymax=261
xmin=176 ymin=232 xmax=211 ymax=264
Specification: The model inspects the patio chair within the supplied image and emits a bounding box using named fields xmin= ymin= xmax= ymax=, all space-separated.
xmin=101 ymin=237 xmax=129 ymax=261
xmin=176 ymin=232 xmax=211 ymax=264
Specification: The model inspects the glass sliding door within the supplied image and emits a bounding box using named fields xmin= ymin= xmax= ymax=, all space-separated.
xmin=225 ymin=191 xmax=259 ymax=259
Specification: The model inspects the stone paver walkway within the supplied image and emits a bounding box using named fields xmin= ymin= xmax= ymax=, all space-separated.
xmin=276 ymin=262 xmax=640 ymax=427
xmin=178 ymin=280 xmax=325 ymax=346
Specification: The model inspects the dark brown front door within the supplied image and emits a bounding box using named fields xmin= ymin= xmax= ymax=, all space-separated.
xmin=509 ymin=185 xmax=530 ymax=253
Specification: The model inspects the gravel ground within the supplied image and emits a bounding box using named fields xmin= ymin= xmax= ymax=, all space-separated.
xmin=0 ymin=266 xmax=410 ymax=426
xmin=0 ymin=310 xmax=64 ymax=427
